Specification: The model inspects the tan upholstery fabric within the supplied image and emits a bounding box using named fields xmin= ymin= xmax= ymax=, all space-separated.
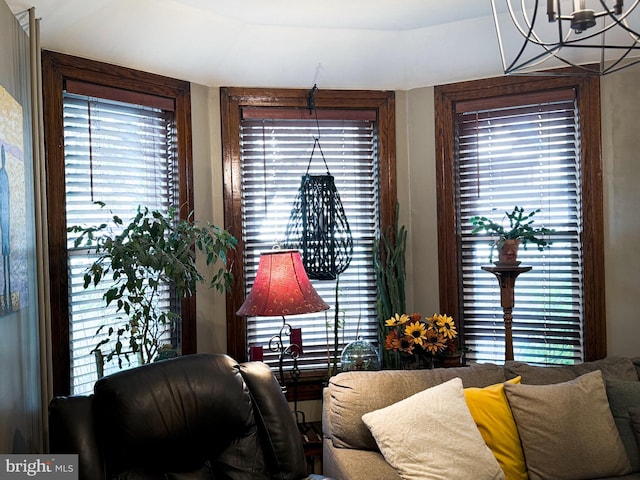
xmin=505 ymin=356 xmax=639 ymax=385
xmin=327 ymin=363 xmax=506 ymax=451
xmin=504 ymin=371 xmax=631 ymax=480
xmin=322 ymin=438 xmax=400 ymax=480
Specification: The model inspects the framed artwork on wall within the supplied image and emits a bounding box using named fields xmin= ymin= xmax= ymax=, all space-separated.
xmin=0 ymin=85 xmax=27 ymax=315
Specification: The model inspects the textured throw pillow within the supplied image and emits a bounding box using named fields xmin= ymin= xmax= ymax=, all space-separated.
xmin=504 ymin=370 xmax=631 ymax=480
xmin=464 ymin=377 xmax=527 ymax=480
xmin=362 ymin=377 xmax=505 ymax=480
xmin=606 ymin=379 xmax=640 ymax=472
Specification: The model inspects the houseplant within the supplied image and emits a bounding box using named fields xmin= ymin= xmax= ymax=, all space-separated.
xmin=69 ymin=203 xmax=237 ymax=367
xmin=373 ymin=203 xmax=407 ymax=369
xmin=470 ymin=206 xmax=554 ymax=264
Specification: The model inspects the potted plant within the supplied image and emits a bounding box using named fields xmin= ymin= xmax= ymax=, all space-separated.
xmin=69 ymin=203 xmax=237 ymax=368
xmin=470 ymin=206 xmax=554 ymax=264
xmin=373 ymin=203 xmax=407 ymax=369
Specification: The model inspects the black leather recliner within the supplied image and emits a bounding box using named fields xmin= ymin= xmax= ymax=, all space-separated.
xmin=49 ymin=353 xmax=331 ymax=480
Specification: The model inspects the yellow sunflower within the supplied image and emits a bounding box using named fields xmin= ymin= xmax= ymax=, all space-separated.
xmin=434 ymin=313 xmax=457 ymax=340
xmin=404 ymin=321 xmax=428 ymax=346
xmin=385 ymin=313 xmax=409 ymax=327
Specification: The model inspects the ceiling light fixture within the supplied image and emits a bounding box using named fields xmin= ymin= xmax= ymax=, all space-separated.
xmin=491 ymin=0 xmax=640 ymax=75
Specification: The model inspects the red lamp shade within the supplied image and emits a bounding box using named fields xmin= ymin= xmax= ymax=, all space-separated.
xmin=237 ymin=249 xmax=329 ymax=317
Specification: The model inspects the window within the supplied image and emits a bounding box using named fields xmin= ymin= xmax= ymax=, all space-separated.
xmin=221 ymin=88 xmax=396 ymax=395
xmin=43 ymin=51 xmax=194 ymax=395
xmin=435 ymin=75 xmax=605 ymax=364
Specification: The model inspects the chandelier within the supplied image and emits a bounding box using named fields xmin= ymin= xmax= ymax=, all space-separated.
xmin=491 ymin=0 xmax=640 ymax=75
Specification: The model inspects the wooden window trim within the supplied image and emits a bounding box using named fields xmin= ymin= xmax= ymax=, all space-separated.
xmin=42 ymin=50 xmax=194 ymax=395
xmin=220 ymin=87 xmax=397 ymax=383
xmin=434 ymin=74 xmax=605 ymax=361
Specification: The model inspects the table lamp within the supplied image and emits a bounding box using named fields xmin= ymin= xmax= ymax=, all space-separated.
xmin=237 ymin=248 xmax=329 ymax=386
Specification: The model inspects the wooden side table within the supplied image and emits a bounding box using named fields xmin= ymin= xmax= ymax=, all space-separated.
xmin=300 ymin=421 xmax=323 ymax=473
xmin=481 ymin=264 xmax=532 ymax=362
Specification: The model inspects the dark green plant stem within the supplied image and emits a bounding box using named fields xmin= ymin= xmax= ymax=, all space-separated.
xmin=374 ymin=203 xmax=406 ymax=369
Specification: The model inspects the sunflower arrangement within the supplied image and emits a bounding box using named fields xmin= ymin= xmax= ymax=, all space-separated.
xmin=383 ymin=313 xmax=458 ymax=366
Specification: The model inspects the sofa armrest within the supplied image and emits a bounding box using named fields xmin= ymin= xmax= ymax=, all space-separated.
xmin=323 ymin=438 xmax=400 ymax=480
xmin=49 ymin=395 xmax=105 ymax=480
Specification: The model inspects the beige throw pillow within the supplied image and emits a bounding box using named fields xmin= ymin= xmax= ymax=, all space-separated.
xmin=362 ymin=377 xmax=505 ymax=480
xmin=504 ymin=370 xmax=631 ymax=480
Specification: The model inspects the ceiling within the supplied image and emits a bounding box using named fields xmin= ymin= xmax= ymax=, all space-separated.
xmin=5 ymin=0 xmax=507 ymax=89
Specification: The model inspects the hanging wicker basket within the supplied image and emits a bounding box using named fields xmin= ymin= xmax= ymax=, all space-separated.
xmin=285 ymin=173 xmax=353 ymax=280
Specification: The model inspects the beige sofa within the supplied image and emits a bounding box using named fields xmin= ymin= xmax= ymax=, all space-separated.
xmin=323 ymin=357 xmax=640 ymax=480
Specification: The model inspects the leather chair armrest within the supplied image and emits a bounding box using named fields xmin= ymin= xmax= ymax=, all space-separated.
xmin=49 ymin=395 xmax=105 ymax=480
xmin=239 ymin=361 xmax=308 ymax=480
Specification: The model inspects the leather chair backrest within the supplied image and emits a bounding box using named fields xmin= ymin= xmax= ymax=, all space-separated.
xmin=93 ymin=354 xmax=264 ymax=478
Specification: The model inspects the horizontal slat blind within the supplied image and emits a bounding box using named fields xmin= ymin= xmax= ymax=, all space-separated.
xmin=241 ymin=116 xmax=379 ymax=373
xmin=63 ymin=92 xmax=178 ymax=394
xmin=456 ymin=91 xmax=584 ymax=365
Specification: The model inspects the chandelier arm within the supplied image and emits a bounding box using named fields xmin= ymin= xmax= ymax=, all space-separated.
xmin=502 ymin=0 xmax=540 ymax=71
xmin=599 ymin=0 xmax=640 ymax=22
xmin=604 ymin=56 xmax=640 ymax=74
xmin=508 ymin=0 xmax=544 ymax=42
xmin=602 ymin=45 xmax=636 ymax=72
xmin=510 ymin=0 xmax=572 ymax=47
xmin=550 ymin=0 xmax=640 ymax=46
xmin=514 ymin=0 xmax=582 ymax=70
xmin=606 ymin=4 xmax=640 ymax=41
xmin=560 ymin=20 xmax=636 ymax=46
xmin=491 ymin=0 xmax=509 ymax=70
xmin=621 ymin=17 xmax=640 ymax=41
xmin=538 ymin=6 xmax=640 ymax=49
xmin=498 ymin=0 xmax=565 ymax=72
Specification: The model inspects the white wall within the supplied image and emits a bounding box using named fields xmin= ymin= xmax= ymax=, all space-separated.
xmin=601 ymin=65 xmax=640 ymax=356
xmin=191 ymin=84 xmax=229 ymax=354
xmin=403 ymin=87 xmax=440 ymax=316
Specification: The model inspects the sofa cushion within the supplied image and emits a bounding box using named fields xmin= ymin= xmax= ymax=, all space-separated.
xmin=630 ymin=408 xmax=640 ymax=452
xmin=504 ymin=356 xmax=639 ymax=385
xmin=327 ymin=363 xmax=506 ymax=451
xmin=606 ymin=379 xmax=640 ymax=472
xmin=362 ymin=377 xmax=505 ymax=480
xmin=504 ymin=370 xmax=631 ymax=480
xmin=464 ymin=377 xmax=527 ymax=480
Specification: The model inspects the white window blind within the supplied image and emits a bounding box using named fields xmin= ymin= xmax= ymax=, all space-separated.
xmin=240 ymin=114 xmax=379 ymax=371
xmin=456 ymin=90 xmax=584 ymax=365
xmin=63 ymin=91 xmax=178 ymax=394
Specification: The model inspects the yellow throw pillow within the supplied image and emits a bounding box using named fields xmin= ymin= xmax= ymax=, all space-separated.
xmin=465 ymin=377 xmax=528 ymax=480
